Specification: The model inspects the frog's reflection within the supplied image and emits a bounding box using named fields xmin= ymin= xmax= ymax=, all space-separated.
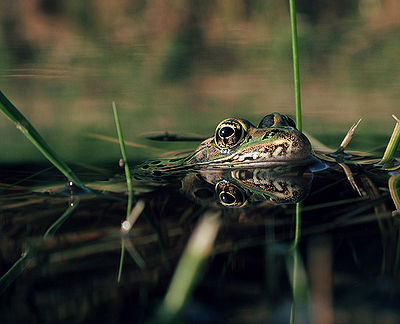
xmin=181 ymin=166 xmax=313 ymax=207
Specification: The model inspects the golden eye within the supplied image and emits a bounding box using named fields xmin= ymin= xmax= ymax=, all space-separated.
xmin=215 ymin=181 xmax=246 ymax=207
xmin=214 ymin=119 xmax=247 ymax=150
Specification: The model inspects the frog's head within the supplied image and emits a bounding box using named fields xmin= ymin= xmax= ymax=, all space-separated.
xmin=187 ymin=113 xmax=312 ymax=167
xmin=133 ymin=113 xmax=312 ymax=182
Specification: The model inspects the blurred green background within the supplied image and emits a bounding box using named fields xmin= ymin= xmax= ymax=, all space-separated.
xmin=0 ymin=0 xmax=399 ymax=163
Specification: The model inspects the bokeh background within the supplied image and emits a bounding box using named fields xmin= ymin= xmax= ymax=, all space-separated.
xmin=0 ymin=0 xmax=399 ymax=163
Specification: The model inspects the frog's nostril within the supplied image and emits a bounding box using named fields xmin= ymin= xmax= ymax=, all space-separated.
xmin=262 ymin=129 xmax=279 ymax=139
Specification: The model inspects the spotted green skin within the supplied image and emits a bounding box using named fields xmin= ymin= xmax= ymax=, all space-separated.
xmin=134 ymin=113 xmax=312 ymax=179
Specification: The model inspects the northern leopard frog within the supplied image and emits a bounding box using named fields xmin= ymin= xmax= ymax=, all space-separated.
xmin=133 ymin=113 xmax=312 ymax=182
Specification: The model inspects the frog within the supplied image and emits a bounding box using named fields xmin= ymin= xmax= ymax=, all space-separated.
xmin=133 ymin=113 xmax=313 ymax=182
xmin=181 ymin=165 xmax=313 ymax=207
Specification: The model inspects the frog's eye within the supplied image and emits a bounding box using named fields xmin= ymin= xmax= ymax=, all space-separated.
xmin=215 ymin=181 xmax=246 ymax=207
xmin=214 ymin=119 xmax=247 ymax=150
xmin=259 ymin=113 xmax=296 ymax=128
xmin=258 ymin=114 xmax=275 ymax=128
xmin=283 ymin=115 xmax=296 ymax=128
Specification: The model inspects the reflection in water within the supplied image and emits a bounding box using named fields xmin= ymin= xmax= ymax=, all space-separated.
xmin=1 ymin=159 xmax=400 ymax=322
xmin=182 ymin=166 xmax=313 ymax=207
xmin=1 ymin=108 xmax=400 ymax=322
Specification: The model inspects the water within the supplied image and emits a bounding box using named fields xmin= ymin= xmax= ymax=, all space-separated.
xmin=0 ymin=3 xmax=399 ymax=163
xmin=1 ymin=2 xmax=400 ymax=323
xmin=1 ymin=153 xmax=400 ymax=323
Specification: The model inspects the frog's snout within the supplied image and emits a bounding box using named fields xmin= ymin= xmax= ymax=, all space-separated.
xmin=281 ymin=129 xmax=312 ymax=159
xmin=258 ymin=128 xmax=312 ymax=161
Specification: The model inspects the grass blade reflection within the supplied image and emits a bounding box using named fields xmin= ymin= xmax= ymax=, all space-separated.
xmin=0 ymin=201 xmax=79 ymax=295
xmin=44 ymin=200 xmax=80 ymax=238
xmin=288 ymin=247 xmax=310 ymax=324
xmin=0 ymin=248 xmax=30 ymax=295
xmin=292 ymin=202 xmax=302 ymax=249
xmin=152 ymin=210 xmax=221 ymax=324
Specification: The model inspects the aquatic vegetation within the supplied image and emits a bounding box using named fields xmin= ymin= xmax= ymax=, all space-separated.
xmin=380 ymin=115 xmax=400 ymax=167
xmin=289 ymin=0 xmax=302 ymax=132
xmin=0 ymin=90 xmax=87 ymax=191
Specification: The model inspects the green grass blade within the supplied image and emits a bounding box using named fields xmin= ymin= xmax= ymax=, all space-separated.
xmin=0 ymin=90 xmax=87 ymax=190
xmin=288 ymin=1 xmax=303 ymax=254
xmin=112 ymin=102 xmax=134 ymax=217
xmin=289 ymin=0 xmax=302 ymax=132
xmin=112 ymin=102 xmax=135 ymax=283
xmin=380 ymin=115 xmax=400 ymax=166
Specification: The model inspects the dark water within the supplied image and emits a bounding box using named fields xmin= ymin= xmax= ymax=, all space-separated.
xmin=1 ymin=153 xmax=400 ymax=323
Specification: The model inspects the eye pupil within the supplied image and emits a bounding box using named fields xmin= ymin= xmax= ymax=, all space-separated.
xmin=219 ymin=126 xmax=234 ymax=138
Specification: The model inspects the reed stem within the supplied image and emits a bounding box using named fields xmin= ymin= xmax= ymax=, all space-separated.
xmin=112 ymin=102 xmax=134 ymax=217
xmin=289 ymin=0 xmax=302 ymax=132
